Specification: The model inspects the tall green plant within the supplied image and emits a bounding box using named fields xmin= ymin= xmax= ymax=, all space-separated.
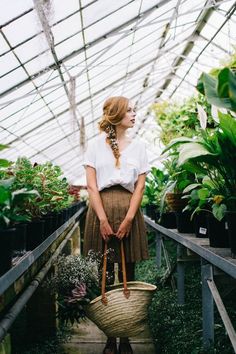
xmin=163 ymin=110 xmax=236 ymax=220
xmin=197 ymin=67 xmax=236 ymax=112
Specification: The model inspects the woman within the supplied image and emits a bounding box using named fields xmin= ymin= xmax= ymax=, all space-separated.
xmin=83 ymin=96 xmax=149 ymax=354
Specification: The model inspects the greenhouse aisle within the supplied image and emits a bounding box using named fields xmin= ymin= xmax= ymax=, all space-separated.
xmin=62 ymin=318 xmax=155 ymax=354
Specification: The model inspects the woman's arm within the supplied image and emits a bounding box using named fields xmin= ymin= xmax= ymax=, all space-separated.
xmin=116 ymin=173 xmax=146 ymax=239
xmin=86 ymin=166 xmax=114 ymax=241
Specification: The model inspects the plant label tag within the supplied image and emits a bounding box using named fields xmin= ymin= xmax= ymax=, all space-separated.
xmin=225 ymin=222 xmax=228 ymax=230
xmin=199 ymin=227 xmax=207 ymax=235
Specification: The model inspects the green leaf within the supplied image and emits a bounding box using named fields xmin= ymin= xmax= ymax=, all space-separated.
xmin=0 ymin=186 xmax=9 ymax=204
xmin=217 ymin=68 xmax=236 ymax=112
xmin=197 ymin=188 xmax=210 ymax=200
xmin=199 ymin=72 xmax=232 ymax=110
xmin=196 ymin=73 xmax=205 ymax=95
xmin=0 ymin=177 xmax=15 ymax=188
xmin=178 ymin=142 xmax=215 ymax=165
xmin=0 ymin=159 xmax=12 ymax=168
xmin=212 ymin=203 xmax=227 ymax=221
xmin=228 ymin=68 xmax=236 ymax=111
xmin=183 ymin=183 xmax=201 ymax=194
xmin=219 ymin=111 xmax=236 ymax=147
xmin=217 ymin=68 xmax=230 ymax=98
xmin=0 ymin=144 xmax=9 ymax=151
xmin=162 ymin=137 xmax=195 ymax=154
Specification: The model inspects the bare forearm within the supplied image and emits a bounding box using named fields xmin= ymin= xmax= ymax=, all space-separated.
xmin=125 ymin=185 xmax=145 ymax=221
xmin=87 ymin=186 xmax=107 ymax=221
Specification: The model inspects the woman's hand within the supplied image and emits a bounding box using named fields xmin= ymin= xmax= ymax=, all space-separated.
xmin=100 ymin=219 xmax=114 ymax=242
xmin=115 ymin=217 xmax=133 ymax=240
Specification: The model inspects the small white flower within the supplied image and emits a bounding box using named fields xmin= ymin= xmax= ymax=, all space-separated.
xmin=211 ymin=105 xmax=219 ymax=123
xmin=197 ymin=104 xmax=207 ymax=129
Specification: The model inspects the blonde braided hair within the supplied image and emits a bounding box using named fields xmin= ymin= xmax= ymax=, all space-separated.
xmin=98 ymin=96 xmax=129 ymax=168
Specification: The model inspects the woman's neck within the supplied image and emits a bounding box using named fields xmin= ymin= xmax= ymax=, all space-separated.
xmin=116 ymin=126 xmax=128 ymax=142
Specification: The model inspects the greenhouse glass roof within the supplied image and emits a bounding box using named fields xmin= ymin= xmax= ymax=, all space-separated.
xmin=1 ymin=0 xmax=236 ymax=184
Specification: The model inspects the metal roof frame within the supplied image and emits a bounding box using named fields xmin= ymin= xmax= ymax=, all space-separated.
xmin=1 ymin=0 xmax=236 ymax=184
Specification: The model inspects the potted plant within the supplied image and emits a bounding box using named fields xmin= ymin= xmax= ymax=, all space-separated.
xmin=11 ymin=158 xmax=74 ymax=249
xmin=182 ymin=177 xmax=230 ymax=245
xmin=142 ymin=167 xmax=168 ymax=221
xmin=158 ymin=151 xmax=196 ymax=233
xmin=163 ymin=95 xmax=236 ymax=245
xmin=0 ymin=177 xmax=38 ymax=275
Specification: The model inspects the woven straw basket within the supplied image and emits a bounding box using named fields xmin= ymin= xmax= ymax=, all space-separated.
xmin=85 ymin=241 xmax=157 ymax=337
xmin=85 ymin=281 xmax=156 ymax=337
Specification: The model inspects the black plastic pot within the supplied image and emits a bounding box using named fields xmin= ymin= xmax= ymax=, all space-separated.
xmin=0 ymin=228 xmax=15 ymax=276
xmin=57 ymin=211 xmax=64 ymax=227
xmin=146 ymin=204 xmax=157 ymax=220
xmin=26 ymin=219 xmax=45 ymax=251
xmin=12 ymin=223 xmax=27 ymax=256
xmin=226 ymin=211 xmax=236 ymax=257
xmin=175 ymin=211 xmax=194 ymax=233
xmin=194 ymin=213 xmax=208 ymax=238
xmin=159 ymin=212 xmax=176 ymax=229
xmin=62 ymin=208 xmax=68 ymax=222
xmin=50 ymin=213 xmax=58 ymax=233
xmin=206 ymin=214 xmax=229 ymax=248
xmin=42 ymin=215 xmax=54 ymax=238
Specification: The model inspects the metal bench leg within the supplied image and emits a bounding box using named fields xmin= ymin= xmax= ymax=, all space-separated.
xmin=201 ymin=258 xmax=214 ymax=349
xmin=177 ymin=244 xmax=185 ymax=304
xmin=155 ymin=231 xmax=162 ymax=268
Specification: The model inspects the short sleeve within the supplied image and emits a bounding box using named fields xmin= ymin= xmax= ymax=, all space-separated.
xmin=83 ymin=142 xmax=96 ymax=168
xmin=139 ymin=143 xmax=150 ymax=175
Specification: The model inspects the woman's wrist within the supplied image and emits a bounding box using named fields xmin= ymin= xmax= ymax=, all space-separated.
xmin=99 ymin=217 xmax=108 ymax=223
xmin=125 ymin=215 xmax=134 ymax=222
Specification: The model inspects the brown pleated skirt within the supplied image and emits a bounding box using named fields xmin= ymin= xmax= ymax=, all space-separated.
xmin=83 ymin=185 xmax=149 ymax=263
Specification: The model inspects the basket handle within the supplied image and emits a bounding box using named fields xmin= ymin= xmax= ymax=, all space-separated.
xmin=101 ymin=240 xmax=130 ymax=305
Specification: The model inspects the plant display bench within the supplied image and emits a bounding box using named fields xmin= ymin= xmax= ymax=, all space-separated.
xmin=144 ymin=215 xmax=236 ymax=352
xmin=0 ymin=205 xmax=86 ymax=353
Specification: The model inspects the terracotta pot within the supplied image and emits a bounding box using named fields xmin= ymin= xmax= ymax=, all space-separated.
xmin=165 ymin=192 xmax=187 ymax=212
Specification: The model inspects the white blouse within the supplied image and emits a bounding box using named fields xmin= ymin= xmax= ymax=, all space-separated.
xmin=83 ymin=132 xmax=150 ymax=193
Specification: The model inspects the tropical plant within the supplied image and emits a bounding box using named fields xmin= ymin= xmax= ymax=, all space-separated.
xmin=158 ymin=149 xmax=197 ymax=214
xmin=182 ymin=176 xmax=227 ymax=221
xmin=197 ymin=67 xmax=236 ymax=112
xmin=163 ymin=108 xmax=236 ymax=221
xmin=142 ymin=166 xmax=168 ymax=208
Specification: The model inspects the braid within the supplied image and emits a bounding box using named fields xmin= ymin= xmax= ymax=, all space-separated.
xmin=104 ymin=124 xmax=120 ymax=168
xmin=98 ymin=96 xmax=129 ymax=168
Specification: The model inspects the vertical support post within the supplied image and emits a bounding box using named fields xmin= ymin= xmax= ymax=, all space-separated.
xmin=177 ymin=244 xmax=185 ymax=304
xmin=201 ymin=258 xmax=214 ymax=349
xmin=155 ymin=231 xmax=162 ymax=268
